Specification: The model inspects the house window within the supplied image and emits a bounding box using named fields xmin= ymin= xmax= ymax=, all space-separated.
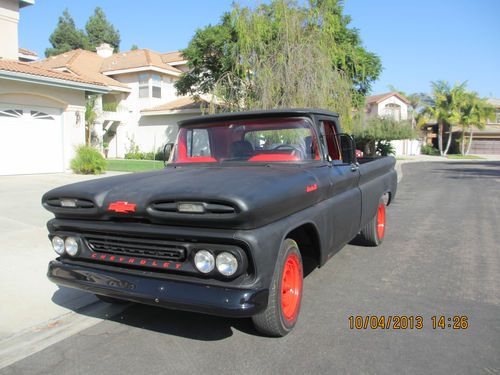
xmin=139 ymin=74 xmax=149 ymax=98
xmin=152 ymin=74 xmax=162 ymax=98
xmin=495 ymin=111 xmax=500 ymax=124
xmin=0 ymin=109 xmax=23 ymax=118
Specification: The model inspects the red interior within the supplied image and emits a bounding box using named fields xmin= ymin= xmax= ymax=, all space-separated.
xmin=173 ymin=118 xmax=321 ymax=163
xmin=248 ymin=154 xmax=300 ymax=162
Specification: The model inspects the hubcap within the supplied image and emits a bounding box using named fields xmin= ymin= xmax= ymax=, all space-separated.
xmin=377 ymin=203 xmax=386 ymax=239
xmin=281 ymin=253 xmax=302 ymax=322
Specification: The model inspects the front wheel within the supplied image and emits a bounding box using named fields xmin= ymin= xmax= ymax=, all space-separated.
xmin=252 ymin=239 xmax=303 ymax=337
xmin=360 ymin=199 xmax=386 ymax=246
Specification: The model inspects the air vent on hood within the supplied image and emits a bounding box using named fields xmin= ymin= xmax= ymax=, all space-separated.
xmin=46 ymin=198 xmax=95 ymax=209
xmin=150 ymin=201 xmax=236 ymax=214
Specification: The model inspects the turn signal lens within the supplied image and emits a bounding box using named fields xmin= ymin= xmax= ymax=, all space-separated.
xmin=216 ymin=252 xmax=238 ymax=276
xmin=51 ymin=236 xmax=65 ymax=255
xmin=194 ymin=250 xmax=215 ymax=273
xmin=64 ymin=237 xmax=79 ymax=256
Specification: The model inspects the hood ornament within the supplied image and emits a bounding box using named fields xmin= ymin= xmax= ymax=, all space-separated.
xmin=108 ymin=201 xmax=137 ymax=213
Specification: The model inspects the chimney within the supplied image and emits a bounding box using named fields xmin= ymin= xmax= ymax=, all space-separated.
xmin=96 ymin=43 xmax=114 ymax=58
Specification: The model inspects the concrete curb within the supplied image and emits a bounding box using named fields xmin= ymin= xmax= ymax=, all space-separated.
xmin=0 ymin=301 xmax=129 ymax=370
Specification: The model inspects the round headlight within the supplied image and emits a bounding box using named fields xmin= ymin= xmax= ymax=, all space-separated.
xmin=64 ymin=237 xmax=79 ymax=256
xmin=216 ymin=252 xmax=238 ymax=276
xmin=194 ymin=250 xmax=215 ymax=273
xmin=51 ymin=236 xmax=65 ymax=255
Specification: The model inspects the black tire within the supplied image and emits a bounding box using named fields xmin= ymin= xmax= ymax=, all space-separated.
xmin=360 ymin=198 xmax=386 ymax=246
xmin=252 ymin=238 xmax=303 ymax=337
xmin=95 ymin=294 xmax=128 ymax=304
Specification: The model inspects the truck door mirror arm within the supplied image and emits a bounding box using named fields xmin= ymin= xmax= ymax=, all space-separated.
xmin=163 ymin=143 xmax=174 ymax=166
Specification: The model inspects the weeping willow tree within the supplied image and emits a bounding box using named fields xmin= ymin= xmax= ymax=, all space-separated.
xmin=186 ymin=0 xmax=380 ymax=132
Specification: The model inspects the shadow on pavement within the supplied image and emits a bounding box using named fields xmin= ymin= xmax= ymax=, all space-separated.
xmin=50 ymin=256 xmax=320 ymax=341
xmin=51 ymin=286 xmax=256 ymax=340
xmin=434 ymin=161 xmax=500 ymax=179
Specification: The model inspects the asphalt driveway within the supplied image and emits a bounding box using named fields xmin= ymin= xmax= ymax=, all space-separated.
xmin=1 ymin=161 xmax=499 ymax=374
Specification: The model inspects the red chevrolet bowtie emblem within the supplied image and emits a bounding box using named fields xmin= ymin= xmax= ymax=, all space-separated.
xmin=108 ymin=201 xmax=137 ymax=213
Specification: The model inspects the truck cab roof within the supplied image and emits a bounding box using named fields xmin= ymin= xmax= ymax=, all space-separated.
xmin=178 ymin=108 xmax=339 ymax=127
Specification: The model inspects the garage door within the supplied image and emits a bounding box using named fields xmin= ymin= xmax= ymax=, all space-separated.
xmin=0 ymin=106 xmax=64 ymax=175
xmin=469 ymin=139 xmax=500 ymax=155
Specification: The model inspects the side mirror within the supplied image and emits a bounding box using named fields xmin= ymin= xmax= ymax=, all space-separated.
xmin=163 ymin=143 xmax=174 ymax=166
xmin=338 ymin=134 xmax=357 ymax=164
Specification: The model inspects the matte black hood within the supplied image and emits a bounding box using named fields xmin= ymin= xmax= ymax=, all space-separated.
xmin=42 ymin=165 xmax=327 ymax=229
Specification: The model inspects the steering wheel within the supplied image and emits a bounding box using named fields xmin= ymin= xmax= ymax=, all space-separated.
xmin=272 ymin=144 xmax=304 ymax=158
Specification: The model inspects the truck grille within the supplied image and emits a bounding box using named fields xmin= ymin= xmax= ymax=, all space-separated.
xmin=84 ymin=235 xmax=186 ymax=261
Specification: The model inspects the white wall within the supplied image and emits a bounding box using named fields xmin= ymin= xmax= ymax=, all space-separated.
xmin=0 ymin=0 xmax=20 ymax=60
xmin=377 ymin=96 xmax=409 ymax=121
xmin=390 ymin=139 xmax=421 ymax=156
xmin=109 ymin=72 xmax=179 ymax=111
xmin=106 ymin=113 xmax=198 ymax=158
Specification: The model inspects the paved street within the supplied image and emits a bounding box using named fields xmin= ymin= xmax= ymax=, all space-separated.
xmin=1 ymin=161 xmax=499 ymax=375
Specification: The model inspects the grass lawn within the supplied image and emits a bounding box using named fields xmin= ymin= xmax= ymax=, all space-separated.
xmin=446 ymin=154 xmax=484 ymax=160
xmin=106 ymin=159 xmax=164 ymax=172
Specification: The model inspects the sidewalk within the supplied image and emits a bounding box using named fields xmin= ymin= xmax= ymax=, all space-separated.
xmin=0 ymin=172 xmax=126 ymax=342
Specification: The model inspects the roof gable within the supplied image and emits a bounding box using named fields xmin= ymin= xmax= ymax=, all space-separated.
xmin=366 ymin=92 xmax=410 ymax=105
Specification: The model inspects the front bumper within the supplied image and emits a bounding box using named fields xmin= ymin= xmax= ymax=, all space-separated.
xmin=48 ymin=260 xmax=268 ymax=318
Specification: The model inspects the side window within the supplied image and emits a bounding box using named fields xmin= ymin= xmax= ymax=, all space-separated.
xmin=138 ymin=74 xmax=149 ymax=98
xmin=152 ymin=74 xmax=161 ymax=98
xmin=186 ymin=129 xmax=211 ymax=157
xmin=319 ymin=121 xmax=341 ymax=161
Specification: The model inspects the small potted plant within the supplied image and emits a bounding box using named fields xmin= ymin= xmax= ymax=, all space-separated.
xmin=103 ymin=142 xmax=109 ymax=159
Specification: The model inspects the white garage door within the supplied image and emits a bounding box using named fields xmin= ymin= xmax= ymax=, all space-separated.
xmin=0 ymin=105 xmax=64 ymax=175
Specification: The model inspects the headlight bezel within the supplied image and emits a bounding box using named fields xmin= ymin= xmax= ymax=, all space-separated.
xmin=216 ymin=252 xmax=239 ymax=276
xmin=64 ymin=236 xmax=80 ymax=256
xmin=51 ymin=236 xmax=65 ymax=255
xmin=193 ymin=249 xmax=215 ymax=273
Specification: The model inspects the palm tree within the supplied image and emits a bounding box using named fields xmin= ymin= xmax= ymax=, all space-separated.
xmin=420 ymin=81 xmax=466 ymax=156
xmin=457 ymin=93 xmax=495 ymax=155
xmin=85 ymin=95 xmax=97 ymax=145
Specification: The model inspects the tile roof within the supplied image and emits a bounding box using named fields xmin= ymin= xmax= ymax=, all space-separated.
xmin=18 ymin=48 xmax=38 ymax=57
xmin=0 ymin=59 xmax=104 ymax=86
xmin=487 ymin=98 xmax=500 ymax=107
xmin=100 ymin=49 xmax=182 ymax=74
xmin=365 ymin=92 xmax=410 ymax=105
xmin=33 ymin=49 xmax=129 ymax=89
xmin=142 ymin=96 xmax=210 ymax=112
xmin=161 ymin=51 xmax=185 ymax=64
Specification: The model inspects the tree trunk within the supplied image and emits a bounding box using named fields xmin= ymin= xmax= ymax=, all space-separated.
xmin=461 ymin=129 xmax=465 ymax=155
xmin=438 ymin=121 xmax=443 ymax=156
xmin=443 ymin=123 xmax=453 ymax=155
xmin=466 ymin=129 xmax=474 ymax=155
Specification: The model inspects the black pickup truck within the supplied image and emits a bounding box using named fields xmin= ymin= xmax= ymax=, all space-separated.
xmin=43 ymin=109 xmax=397 ymax=336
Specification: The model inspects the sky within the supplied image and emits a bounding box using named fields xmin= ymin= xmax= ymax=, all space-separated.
xmin=18 ymin=0 xmax=500 ymax=98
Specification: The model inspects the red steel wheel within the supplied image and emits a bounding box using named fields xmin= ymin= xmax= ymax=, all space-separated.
xmin=281 ymin=253 xmax=302 ymax=322
xmin=376 ymin=203 xmax=386 ymax=240
xmin=252 ymin=238 xmax=303 ymax=336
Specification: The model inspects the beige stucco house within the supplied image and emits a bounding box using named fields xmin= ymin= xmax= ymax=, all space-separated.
xmin=365 ymin=92 xmax=410 ymax=121
xmin=33 ymin=45 xmax=208 ymax=159
xmin=0 ymin=0 xmax=109 ymax=175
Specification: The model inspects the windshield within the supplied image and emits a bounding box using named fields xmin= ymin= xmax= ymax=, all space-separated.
xmin=171 ymin=117 xmax=321 ymax=164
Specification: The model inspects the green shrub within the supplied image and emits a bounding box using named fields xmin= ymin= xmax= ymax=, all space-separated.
xmin=376 ymin=141 xmax=395 ymax=156
xmin=420 ymin=144 xmax=440 ymax=155
xmin=70 ymin=145 xmax=106 ymax=174
xmin=125 ymin=148 xmax=165 ymax=161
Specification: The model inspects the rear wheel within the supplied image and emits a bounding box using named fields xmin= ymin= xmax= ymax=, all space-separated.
xmin=252 ymin=239 xmax=303 ymax=337
xmin=360 ymin=198 xmax=386 ymax=246
xmin=95 ymin=294 xmax=128 ymax=304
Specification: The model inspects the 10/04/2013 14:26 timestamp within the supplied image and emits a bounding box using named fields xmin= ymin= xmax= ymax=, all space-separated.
xmin=348 ymin=316 xmax=469 ymax=330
